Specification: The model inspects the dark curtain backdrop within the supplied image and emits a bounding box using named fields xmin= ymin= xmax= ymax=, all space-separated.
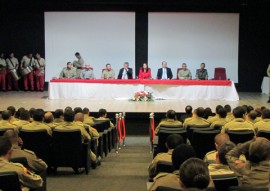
xmin=0 ymin=0 xmax=270 ymax=91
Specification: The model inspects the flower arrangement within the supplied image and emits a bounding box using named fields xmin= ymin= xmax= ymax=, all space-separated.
xmin=131 ymin=91 xmax=154 ymax=102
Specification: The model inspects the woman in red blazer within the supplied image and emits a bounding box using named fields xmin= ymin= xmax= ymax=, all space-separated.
xmin=138 ymin=63 xmax=152 ymax=79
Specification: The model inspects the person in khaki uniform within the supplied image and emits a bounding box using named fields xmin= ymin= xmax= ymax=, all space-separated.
xmin=246 ymin=110 xmax=258 ymax=124
xmin=13 ymin=110 xmax=31 ymax=130
xmin=73 ymin=52 xmax=84 ymax=78
xmin=53 ymin=109 xmax=64 ymax=125
xmin=59 ymin=62 xmax=77 ymax=79
xmin=148 ymin=134 xmax=183 ymax=179
xmin=177 ymin=63 xmax=192 ymax=80
xmin=254 ymin=108 xmax=270 ymax=132
xmin=4 ymin=130 xmax=47 ymax=173
xmin=43 ymin=112 xmax=57 ymax=129
xmin=6 ymin=52 xmax=19 ymax=91
xmin=83 ymin=107 xmax=95 ymax=125
xmin=34 ymin=53 xmax=46 ymax=91
xmin=0 ymin=53 xmax=6 ymax=91
xmin=155 ymin=110 xmax=182 ymax=134
xmin=7 ymin=106 xmax=18 ymax=123
xmin=95 ymin=108 xmax=115 ymax=129
xmin=0 ymin=136 xmax=43 ymax=190
xmin=21 ymin=53 xmax=35 ymax=91
xmin=224 ymin=104 xmax=234 ymax=122
xmin=21 ymin=109 xmax=52 ymax=136
xmin=101 ymin=63 xmax=115 ymax=79
xmin=226 ymin=137 xmax=270 ymax=187
xmin=208 ymin=141 xmax=235 ymax=176
xmin=210 ymin=108 xmax=229 ymax=129
xmin=0 ymin=110 xmax=18 ymax=132
xmin=221 ymin=106 xmax=255 ymax=134
xmin=207 ymin=105 xmax=223 ymax=124
xmin=149 ymin=144 xmax=196 ymax=191
xmin=183 ymin=107 xmax=210 ymax=128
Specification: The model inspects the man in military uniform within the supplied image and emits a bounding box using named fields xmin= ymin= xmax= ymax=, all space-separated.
xmin=83 ymin=107 xmax=95 ymax=125
xmin=43 ymin=112 xmax=56 ymax=129
xmin=254 ymin=108 xmax=270 ymax=132
xmin=224 ymin=104 xmax=234 ymax=122
xmin=7 ymin=106 xmax=18 ymax=123
xmin=101 ymin=63 xmax=115 ymax=79
xmin=0 ymin=136 xmax=43 ymax=190
xmin=207 ymin=105 xmax=223 ymax=124
xmin=0 ymin=110 xmax=18 ymax=132
xmin=34 ymin=53 xmax=46 ymax=91
xmin=80 ymin=64 xmax=94 ymax=79
xmin=155 ymin=110 xmax=182 ymax=134
xmin=13 ymin=110 xmax=31 ymax=130
xmin=73 ymin=52 xmax=84 ymax=78
xmin=221 ymin=106 xmax=255 ymax=134
xmin=148 ymin=134 xmax=183 ymax=179
xmin=4 ymin=130 xmax=47 ymax=173
xmin=21 ymin=53 xmax=35 ymax=91
xmin=6 ymin=52 xmax=19 ymax=91
xmin=177 ymin=63 xmax=192 ymax=80
xmin=0 ymin=53 xmax=6 ymax=91
xmin=210 ymin=108 xmax=229 ymax=128
xmin=183 ymin=107 xmax=210 ymax=128
xmin=59 ymin=62 xmax=76 ymax=78
xmin=53 ymin=109 xmax=64 ymax=125
xmin=95 ymin=108 xmax=115 ymax=129
xmin=196 ymin=63 xmax=208 ymax=80
xmin=246 ymin=110 xmax=258 ymax=124
xmin=21 ymin=109 xmax=52 ymax=136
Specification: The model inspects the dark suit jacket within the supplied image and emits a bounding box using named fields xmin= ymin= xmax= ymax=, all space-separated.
xmin=157 ymin=67 xmax=173 ymax=79
xmin=117 ymin=68 xmax=133 ymax=79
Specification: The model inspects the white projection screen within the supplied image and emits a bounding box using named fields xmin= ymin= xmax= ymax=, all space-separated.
xmin=148 ymin=13 xmax=239 ymax=82
xmin=45 ymin=12 xmax=135 ymax=81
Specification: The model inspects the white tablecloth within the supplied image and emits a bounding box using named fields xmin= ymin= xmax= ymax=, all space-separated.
xmin=261 ymin=76 xmax=269 ymax=94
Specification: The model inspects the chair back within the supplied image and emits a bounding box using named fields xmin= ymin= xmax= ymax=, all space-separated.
xmin=191 ymin=130 xmax=220 ymax=159
xmin=213 ymin=124 xmax=223 ymax=131
xmin=186 ymin=125 xmax=211 ymax=141
xmin=156 ymin=186 xmax=180 ymax=191
xmin=257 ymin=130 xmax=270 ymax=140
xmin=176 ymin=68 xmax=182 ymax=79
xmin=19 ymin=129 xmax=52 ymax=165
xmin=157 ymin=126 xmax=186 ymax=154
xmin=229 ymin=186 xmax=268 ymax=191
xmin=212 ymin=174 xmax=238 ymax=191
xmin=156 ymin=161 xmax=174 ymax=175
xmin=226 ymin=130 xmax=254 ymax=145
xmin=214 ymin=67 xmax=227 ymax=80
xmin=0 ymin=171 xmax=22 ymax=191
xmin=10 ymin=157 xmax=29 ymax=169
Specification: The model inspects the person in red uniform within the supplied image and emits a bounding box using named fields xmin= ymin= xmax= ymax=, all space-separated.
xmin=138 ymin=63 xmax=152 ymax=79
xmin=21 ymin=53 xmax=35 ymax=91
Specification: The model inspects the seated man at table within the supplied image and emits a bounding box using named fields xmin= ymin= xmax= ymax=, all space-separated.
xmin=157 ymin=61 xmax=173 ymax=80
xmin=196 ymin=63 xmax=208 ymax=80
xmin=117 ymin=62 xmax=133 ymax=79
xmin=101 ymin=63 xmax=115 ymax=79
xmin=59 ymin=62 xmax=76 ymax=79
xmin=81 ymin=63 xmax=94 ymax=79
xmin=178 ymin=63 xmax=192 ymax=80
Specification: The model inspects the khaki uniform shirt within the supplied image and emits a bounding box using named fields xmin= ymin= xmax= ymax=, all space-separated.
xmin=73 ymin=58 xmax=84 ymax=78
xmin=208 ymin=163 xmax=234 ymax=176
xmin=13 ymin=120 xmax=30 ymax=130
xmin=21 ymin=56 xmax=34 ymax=68
xmin=149 ymin=171 xmax=181 ymax=191
xmin=101 ymin=69 xmax=115 ymax=79
xmin=0 ymin=120 xmax=18 ymax=131
xmin=178 ymin=69 xmax=192 ymax=79
xmin=210 ymin=118 xmax=228 ymax=128
xmin=183 ymin=116 xmax=210 ymax=128
xmin=59 ymin=67 xmax=76 ymax=79
xmin=6 ymin=57 xmax=19 ymax=70
xmin=221 ymin=118 xmax=255 ymax=134
xmin=83 ymin=114 xmax=95 ymax=125
xmin=54 ymin=121 xmax=90 ymax=141
xmin=34 ymin=58 xmax=45 ymax=75
xmin=226 ymin=141 xmax=270 ymax=187
xmin=54 ymin=118 xmax=64 ymax=125
xmin=254 ymin=119 xmax=270 ymax=132
xmin=21 ymin=121 xmax=52 ymax=136
xmin=155 ymin=119 xmax=182 ymax=134
xmin=0 ymin=158 xmax=43 ymax=189
xmin=43 ymin=122 xmax=57 ymax=130
xmin=226 ymin=113 xmax=235 ymax=122
xmin=204 ymin=150 xmax=246 ymax=164
xmin=11 ymin=145 xmax=47 ymax=173
xmin=0 ymin=58 xmax=6 ymax=71
xmin=207 ymin=114 xmax=220 ymax=124
xmin=80 ymin=69 xmax=94 ymax=79
xmin=148 ymin=149 xmax=173 ymax=178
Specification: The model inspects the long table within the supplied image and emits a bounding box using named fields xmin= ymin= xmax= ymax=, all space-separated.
xmin=49 ymin=79 xmax=239 ymax=101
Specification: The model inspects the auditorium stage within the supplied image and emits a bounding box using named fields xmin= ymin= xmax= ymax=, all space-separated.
xmin=0 ymin=91 xmax=268 ymax=113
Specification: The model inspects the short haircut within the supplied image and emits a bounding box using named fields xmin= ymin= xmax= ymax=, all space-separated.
xmin=249 ymin=138 xmax=270 ymax=163
xmin=248 ymin=110 xmax=257 ymax=120
xmin=44 ymin=112 xmax=54 ymax=123
xmin=64 ymin=110 xmax=75 ymax=122
xmin=29 ymin=108 xmax=36 ymax=117
xmin=74 ymin=107 xmax=83 ymax=114
xmin=232 ymin=106 xmax=246 ymax=118
xmin=179 ymin=158 xmax=210 ymax=190
xmin=196 ymin=107 xmax=205 ymax=118
xmin=172 ymin=145 xmax=196 ymax=170
xmin=217 ymin=108 xmax=227 ymax=118
xmin=67 ymin=62 xmax=72 ymax=66
xmin=242 ymin=105 xmax=248 ymax=113
xmin=1 ymin=110 xmax=11 ymax=120
xmin=20 ymin=110 xmax=30 ymax=121
xmin=98 ymin=108 xmax=107 ymax=117
xmin=166 ymin=110 xmax=176 ymax=119
xmin=75 ymin=52 xmax=80 ymax=56
xmin=15 ymin=107 xmax=25 ymax=119
xmin=33 ymin=109 xmax=45 ymax=121
xmin=247 ymin=106 xmax=254 ymax=113
xmin=54 ymin=109 xmax=64 ymax=118
xmin=262 ymin=109 xmax=270 ymax=119
xmin=0 ymin=137 xmax=12 ymax=156
xmin=214 ymin=133 xmax=230 ymax=147
xmin=7 ymin=106 xmax=16 ymax=116
xmin=215 ymin=105 xmax=223 ymax=113
xmin=82 ymin=107 xmax=89 ymax=114
xmin=203 ymin=107 xmax=213 ymax=119
xmin=124 ymin=62 xmax=129 ymax=66
xmin=3 ymin=129 xmax=19 ymax=145
xmin=185 ymin=105 xmax=193 ymax=114
xmin=106 ymin=63 xmax=111 ymax=67
xmin=218 ymin=141 xmax=236 ymax=165
xmin=65 ymin=106 xmax=72 ymax=112
xmin=224 ymin=105 xmax=232 ymax=112
xmin=166 ymin=134 xmax=184 ymax=149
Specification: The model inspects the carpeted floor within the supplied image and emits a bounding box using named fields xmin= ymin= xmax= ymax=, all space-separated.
xmin=47 ymin=136 xmax=152 ymax=191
